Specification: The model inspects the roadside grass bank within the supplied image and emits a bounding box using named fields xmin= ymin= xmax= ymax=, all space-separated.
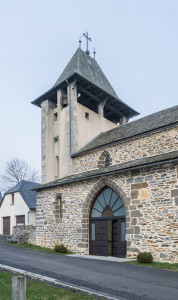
xmin=123 ymin=261 xmax=178 ymax=271
xmin=0 ymin=271 xmax=102 ymax=300
xmin=3 ymin=242 xmax=73 ymax=255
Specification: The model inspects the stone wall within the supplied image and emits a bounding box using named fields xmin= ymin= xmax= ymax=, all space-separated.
xmin=12 ymin=225 xmax=36 ymax=244
xmin=73 ymin=126 xmax=178 ymax=174
xmin=35 ymin=162 xmax=178 ymax=263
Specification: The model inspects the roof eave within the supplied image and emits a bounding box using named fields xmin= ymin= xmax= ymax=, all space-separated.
xmin=31 ymin=72 xmax=139 ymax=118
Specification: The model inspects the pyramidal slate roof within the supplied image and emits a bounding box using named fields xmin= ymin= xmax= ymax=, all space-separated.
xmin=5 ymin=180 xmax=40 ymax=209
xmin=32 ymin=48 xmax=139 ymax=120
xmin=54 ymin=48 xmax=119 ymax=99
xmin=73 ymin=105 xmax=178 ymax=156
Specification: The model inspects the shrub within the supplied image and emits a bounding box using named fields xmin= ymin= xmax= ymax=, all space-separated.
xmin=137 ymin=252 xmax=153 ymax=264
xmin=54 ymin=244 xmax=68 ymax=253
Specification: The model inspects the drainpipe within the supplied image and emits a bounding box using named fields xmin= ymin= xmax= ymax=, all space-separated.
xmin=66 ymin=80 xmax=72 ymax=155
xmin=66 ymin=80 xmax=76 ymax=156
xmin=28 ymin=210 xmax=30 ymax=224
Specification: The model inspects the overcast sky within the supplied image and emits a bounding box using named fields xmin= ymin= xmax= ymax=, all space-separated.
xmin=0 ymin=0 xmax=178 ymax=179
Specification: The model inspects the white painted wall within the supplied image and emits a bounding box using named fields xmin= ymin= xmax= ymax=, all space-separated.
xmin=0 ymin=192 xmax=36 ymax=235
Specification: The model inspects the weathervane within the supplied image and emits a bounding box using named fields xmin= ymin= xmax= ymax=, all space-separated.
xmin=83 ymin=32 xmax=92 ymax=55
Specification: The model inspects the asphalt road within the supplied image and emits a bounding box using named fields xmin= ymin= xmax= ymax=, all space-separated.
xmin=0 ymin=242 xmax=178 ymax=300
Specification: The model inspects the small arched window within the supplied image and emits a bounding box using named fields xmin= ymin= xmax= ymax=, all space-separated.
xmin=97 ymin=151 xmax=112 ymax=169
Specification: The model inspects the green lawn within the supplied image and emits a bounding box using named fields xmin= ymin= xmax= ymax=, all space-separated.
xmin=0 ymin=271 xmax=101 ymax=300
xmin=123 ymin=261 xmax=178 ymax=271
xmin=4 ymin=242 xmax=73 ymax=255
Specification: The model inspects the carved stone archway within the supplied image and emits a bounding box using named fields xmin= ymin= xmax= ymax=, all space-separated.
xmin=81 ymin=177 xmax=130 ymax=255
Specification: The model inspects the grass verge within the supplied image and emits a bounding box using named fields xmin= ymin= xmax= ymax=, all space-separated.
xmin=123 ymin=261 xmax=178 ymax=271
xmin=3 ymin=242 xmax=73 ymax=255
xmin=0 ymin=271 xmax=101 ymax=300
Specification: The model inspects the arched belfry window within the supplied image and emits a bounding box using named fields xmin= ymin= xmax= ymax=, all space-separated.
xmin=90 ymin=188 xmax=125 ymax=218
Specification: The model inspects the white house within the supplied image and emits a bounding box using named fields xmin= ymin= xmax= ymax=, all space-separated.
xmin=0 ymin=180 xmax=39 ymax=235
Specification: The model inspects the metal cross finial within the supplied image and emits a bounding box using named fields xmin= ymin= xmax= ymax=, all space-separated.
xmin=83 ymin=32 xmax=92 ymax=55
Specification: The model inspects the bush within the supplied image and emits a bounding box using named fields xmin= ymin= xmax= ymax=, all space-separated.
xmin=137 ymin=252 xmax=153 ymax=264
xmin=54 ymin=244 xmax=68 ymax=253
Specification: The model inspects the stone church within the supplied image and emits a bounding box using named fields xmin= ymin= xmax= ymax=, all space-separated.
xmin=32 ymin=46 xmax=178 ymax=262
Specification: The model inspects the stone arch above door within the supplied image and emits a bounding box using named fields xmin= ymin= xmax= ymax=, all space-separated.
xmin=83 ymin=178 xmax=130 ymax=216
xmin=81 ymin=177 xmax=130 ymax=255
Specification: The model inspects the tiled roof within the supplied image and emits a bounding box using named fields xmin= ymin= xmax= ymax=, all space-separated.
xmin=73 ymin=105 xmax=178 ymax=156
xmin=33 ymin=150 xmax=178 ymax=191
xmin=5 ymin=180 xmax=40 ymax=209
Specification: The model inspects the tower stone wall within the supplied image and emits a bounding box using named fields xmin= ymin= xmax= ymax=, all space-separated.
xmin=41 ymin=82 xmax=117 ymax=184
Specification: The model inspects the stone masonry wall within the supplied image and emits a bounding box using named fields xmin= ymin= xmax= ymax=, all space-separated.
xmin=73 ymin=126 xmax=178 ymax=174
xmin=36 ymin=163 xmax=178 ymax=263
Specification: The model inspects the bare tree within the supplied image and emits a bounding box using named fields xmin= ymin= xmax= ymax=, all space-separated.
xmin=0 ymin=157 xmax=40 ymax=194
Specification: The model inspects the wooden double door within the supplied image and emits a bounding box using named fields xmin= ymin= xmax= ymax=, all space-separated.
xmin=89 ymin=218 xmax=126 ymax=257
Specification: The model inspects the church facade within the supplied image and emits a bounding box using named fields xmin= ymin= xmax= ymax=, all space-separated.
xmin=32 ymin=47 xmax=178 ymax=262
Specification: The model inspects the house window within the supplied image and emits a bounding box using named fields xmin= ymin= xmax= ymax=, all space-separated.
xmin=11 ymin=194 xmax=14 ymax=204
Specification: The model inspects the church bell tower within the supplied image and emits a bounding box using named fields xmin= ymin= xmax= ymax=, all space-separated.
xmin=32 ymin=43 xmax=139 ymax=184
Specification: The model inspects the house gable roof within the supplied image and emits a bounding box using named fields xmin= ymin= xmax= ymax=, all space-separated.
xmin=0 ymin=192 xmax=2 ymax=204
xmin=4 ymin=180 xmax=39 ymax=209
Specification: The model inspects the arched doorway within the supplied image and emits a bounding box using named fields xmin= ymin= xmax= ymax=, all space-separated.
xmin=89 ymin=187 xmax=126 ymax=257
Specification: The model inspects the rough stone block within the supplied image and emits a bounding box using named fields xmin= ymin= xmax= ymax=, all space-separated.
xmin=139 ymin=189 xmax=149 ymax=199
xmin=131 ymin=182 xmax=148 ymax=190
xmin=171 ymin=189 xmax=178 ymax=197
xmin=127 ymin=247 xmax=139 ymax=253
xmin=131 ymin=211 xmax=143 ymax=217
xmin=131 ymin=218 xmax=137 ymax=225
xmin=131 ymin=169 xmax=140 ymax=177
xmin=131 ymin=190 xmax=139 ymax=199
xmin=135 ymin=177 xmax=144 ymax=183
xmin=135 ymin=226 xmax=140 ymax=234
xmin=174 ymin=197 xmax=178 ymax=205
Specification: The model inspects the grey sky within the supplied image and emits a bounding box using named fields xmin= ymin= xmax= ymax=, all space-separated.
xmin=0 ymin=0 xmax=178 ymax=177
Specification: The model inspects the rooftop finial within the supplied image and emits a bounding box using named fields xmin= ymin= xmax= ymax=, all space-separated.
xmin=79 ymin=36 xmax=81 ymax=49
xmin=93 ymin=48 xmax=96 ymax=59
xmin=83 ymin=32 xmax=92 ymax=55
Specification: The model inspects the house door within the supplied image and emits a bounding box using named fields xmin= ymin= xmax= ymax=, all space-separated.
xmin=3 ymin=217 xmax=10 ymax=235
xmin=89 ymin=187 xmax=126 ymax=257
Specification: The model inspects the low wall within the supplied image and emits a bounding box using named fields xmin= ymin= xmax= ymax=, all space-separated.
xmin=12 ymin=225 xmax=36 ymax=244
